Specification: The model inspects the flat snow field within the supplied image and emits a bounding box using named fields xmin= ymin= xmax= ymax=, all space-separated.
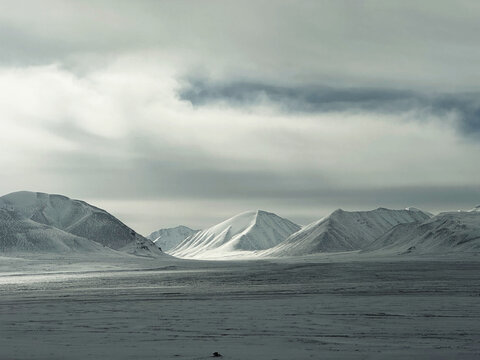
xmin=0 ymin=255 xmax=479 ymax=359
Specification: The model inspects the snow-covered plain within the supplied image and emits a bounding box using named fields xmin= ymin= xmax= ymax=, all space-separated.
xmin=0 ymin=253 xmax=479 ymax=360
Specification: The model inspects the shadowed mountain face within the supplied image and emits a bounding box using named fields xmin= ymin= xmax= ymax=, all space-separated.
xmin=0 ymin=191 xmax=163 ymax=256
xmin=148 ymin=226 xmax=199 ymax=251
xmin=170 ymin=210 xmax=300 ymax=259
xmin=364 ymin=211 xmax=480 ymax=255
xmin=265 ymin=208 xmax=432 ymax=257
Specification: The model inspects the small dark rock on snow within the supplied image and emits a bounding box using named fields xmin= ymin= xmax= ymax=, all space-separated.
xmin=212 ymin=352 xmax=222 ymax=357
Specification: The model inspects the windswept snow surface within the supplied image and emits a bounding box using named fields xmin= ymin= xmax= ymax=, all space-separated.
xmin=148 ymin=225 xmax=198 ymax=251
xmin=0 ymin=191 xmax=164 ymax=257
xmin=264 ymin=208 xmax=432 ymax=257
xmin=364 ymin=210 xmax=480 ymax=255
xmin=170 ymin=210 xmax=300 ymax=259
xmin=0 ymin=256 xmax=479 ymax=360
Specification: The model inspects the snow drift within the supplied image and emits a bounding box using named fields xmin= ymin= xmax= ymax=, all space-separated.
xmin=170 ymin=210 xmax=300 ymax=259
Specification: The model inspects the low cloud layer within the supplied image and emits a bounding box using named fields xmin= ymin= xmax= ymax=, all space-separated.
xmin=180 ymin=78 xmax=480 ymax=137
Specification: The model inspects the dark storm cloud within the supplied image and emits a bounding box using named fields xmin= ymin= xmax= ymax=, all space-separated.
xmin=179 ymin=78 xmax=480 ymax=136
xmin=179 ymin=78 xmax=421 ymax=112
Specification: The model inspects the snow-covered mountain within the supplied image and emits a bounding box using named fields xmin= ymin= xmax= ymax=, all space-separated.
xmin=363 ymin=211 xmax=480 ymax=255
xmin=0 ymin=208 xmax=115 ymax=254
xmin=264 ymin=208 xmax=432 ymax=257
xmin=170 ymin=210 xmax=300 ymax=259
xmin=148 ymin=225 xmax=199 ymax=251
xmin=0 ymin=191 xmax=163 ymax=256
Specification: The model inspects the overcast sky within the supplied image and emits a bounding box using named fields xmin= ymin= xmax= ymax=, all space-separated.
xmin=1 ymin=0 xmax=479 ymax=234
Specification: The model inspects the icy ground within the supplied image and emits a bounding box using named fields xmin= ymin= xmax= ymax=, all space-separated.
xmin=0 ymin=255 xmax=479 ymax=359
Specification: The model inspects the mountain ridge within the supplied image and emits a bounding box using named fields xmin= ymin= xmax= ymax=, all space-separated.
xmin=264 ymin=207 xmax=432 ymax=257
xmin=363 ymin=211 xmax=480 ymax=254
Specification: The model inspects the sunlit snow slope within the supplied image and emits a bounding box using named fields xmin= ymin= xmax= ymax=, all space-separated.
xmin=264 ymin=208 xmax=432 ymax=257
xmin=148 ymin=226 xmax=199 ymax=251
xmin=0 ymin=191 xmax=163 ymax=256
xmin=170 ymin=210 xmax=300 ymax=259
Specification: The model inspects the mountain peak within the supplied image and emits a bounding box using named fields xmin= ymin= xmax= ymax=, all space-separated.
xmin=254 ymin=209 xmax=276 ymax=222
xmin=255 ymin=209 xmax=273 ymax=215
xmin=169 ymin=210 xmax=300 ymax=259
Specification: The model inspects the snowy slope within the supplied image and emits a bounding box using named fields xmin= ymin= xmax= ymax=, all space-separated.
xmin=469 ymin=205 xmax=480 ymax=212
xmin=148 ymin=226 xmax=199 ymax=251
xmin=0 ymin=208 xmax=116 ymax=254
xmin=0 ymin=191 xmax=163 ymax=256
xmin=170 ymin=210 xmax=300 ymax=259
xmin=264 ymin=208 xmax=432 ymax=257
xmin=364 ymin=211 xmax=480 ymax=254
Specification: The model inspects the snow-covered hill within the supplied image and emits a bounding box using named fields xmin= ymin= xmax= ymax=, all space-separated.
xmin=364 ymin=211 xmax=480 ymax=255
xmin=170 ymin=210 xmax=300 ymax=259
xmin=148 ymin=225 xmax=198 ymax=251
xmin=0 ymin=208 xmax=117 ymax=254
xmin=264 ymin=208 xmax=432 ymax=257
xmin=0 ymin=191 xmax=163 ymax=256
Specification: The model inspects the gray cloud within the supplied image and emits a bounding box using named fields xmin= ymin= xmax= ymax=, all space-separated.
xmin=38 ymin=140 xmax=480 ymax=206
xmin=179 ymin=79 xmax=421 ymax=111
xmin=179 ymin=78 xmax=480 ymax=136
xmin=1 ymin=1 xmax=480 ymax=91
xmin=432 ymin=95 xmax=480 ymax=134
xmin=31 ymin=146 xmax=480 ymax=231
